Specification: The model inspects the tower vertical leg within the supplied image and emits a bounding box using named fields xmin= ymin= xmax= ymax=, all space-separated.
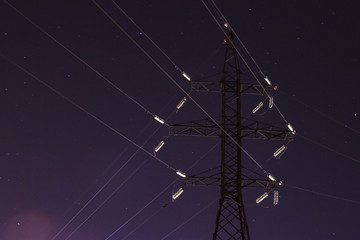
xmin=212 ymin=32 xmax=250 ymax=240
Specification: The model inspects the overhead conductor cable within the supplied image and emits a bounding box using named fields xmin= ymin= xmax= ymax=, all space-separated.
xmin=0 ymin=54 xmax=187 ymax=240
xmin=93 ymin=0 xmax=269 ymax=175
xmin=111 ymin=0 xmax=192 ymax=79
xmin=203 ymin=0 xmax=292 ymax=125
xmin=2 ymin=0 xmax=157 ymax=119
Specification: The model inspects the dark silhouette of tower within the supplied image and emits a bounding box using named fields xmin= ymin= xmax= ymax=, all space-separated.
xmin=169 ymin=31 xmax=293 ymax=239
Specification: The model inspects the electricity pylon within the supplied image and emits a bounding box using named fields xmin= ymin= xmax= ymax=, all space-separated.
xmin=169 ymin=31 xmax=294 ymax=239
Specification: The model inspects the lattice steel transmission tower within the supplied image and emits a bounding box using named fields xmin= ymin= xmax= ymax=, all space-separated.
xmin=169 ymin=31 xmax=294 ymax=239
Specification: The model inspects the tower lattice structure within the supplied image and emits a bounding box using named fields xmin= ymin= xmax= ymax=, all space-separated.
xmin=169 ymin=31 xmax=293 ymax=239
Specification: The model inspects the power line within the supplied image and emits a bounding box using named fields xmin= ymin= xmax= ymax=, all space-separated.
xmin=283 ymin=183 xmax=360 ymax=205
xmin=160 ymin=198 xmax=218 ymax=240
xmin=107 ymin=0 xmax=293 ymax=177
xmin=98 ymin=119 xmax=155 ymax=179
xmin=0 ymin=53 xmax=179 ymax=174
xmin=200 ymin=0 xmax=267 ymax=91
xmin=201 ymin=0 xmax=289 ymax=123
xmin=88 ymin=4 xmax=293 ymax=236
xmin=59 ymin=109 xmax=179 ymax=239
xmin=110 ymin=0 xmax=229 ymax=118
xmin=90 ymin=3 xmax=294 ymax=238
xmin=100 ymin=91 xmax=179 ymax=177
xmin=111 ymin=0 xmax=186 ymax=76
xmin=91 ymin=1 xmax=360 ymax=237
xmin=5 ymin=1 xmax=358 ymax=238
xmin=121 ymin=207 xmax=164 ymax=240
xmin=53 ymin=120 xmax=167 ymax=240
xmin=103 ymin=140 xmax=219 ymax=239
xmin=63 ymin=160 xmax=147 ymax=240
xmin=5 ymin=0 xmax=281 ymax=184
xmin=3 ymin=3 xmax=223 ymax=238
xmin=103 ymin=178 xmax=177 ymax=240
xmin=239 ymin=72 xmax=359 ymax=165
xmin=3 ymin=0 xmax=159 ymax=120
xmin=2 ymin=5 xmax=181 ymax=230
xmin=207 ymin=0 xmax=266 ymax=78
xmin=0 ymin=54 xmax=191 ymax=240
xmin=278 ymin=89 xmax=360 ymax=135
xmin=92 ymin=0 xmax=269 ymax=176
xmin=297 ymin=133 xmax=360 ymax=164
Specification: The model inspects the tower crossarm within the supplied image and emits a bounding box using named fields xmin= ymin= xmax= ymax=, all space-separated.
xmin=184 ymin=166 xmax=278 ymax=189
xmin=191 ymin=80 xmax=275 ymax=95
xmin=241 ymin=117 xmax=294 ymax=140
xmin=169 ymin=117 xmax=221 ymax=137
xmin=240 ymin=176 xmax=277 ymax=189
xmin=169 ymin=117 xmax=294 ymax=140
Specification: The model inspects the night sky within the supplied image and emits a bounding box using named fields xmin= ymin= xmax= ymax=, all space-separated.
xmin=1 ymin=0 xmax=360 ymax=239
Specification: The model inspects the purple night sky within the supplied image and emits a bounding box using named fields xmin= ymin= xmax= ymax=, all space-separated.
xmin=1 ymin=0 xmax=359 ymax=239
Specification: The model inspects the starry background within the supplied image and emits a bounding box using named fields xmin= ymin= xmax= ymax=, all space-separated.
xmin=1 ymin=0 xmax=360 ymax=239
